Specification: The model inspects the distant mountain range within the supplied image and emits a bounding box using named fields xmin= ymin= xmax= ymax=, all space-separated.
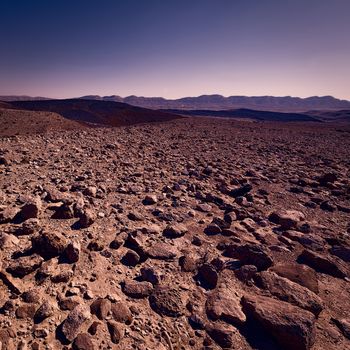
xmin=79 ymin=94 xmax=350 ymax=111
xmin=1 ymin=94 xmax=350 ymax=111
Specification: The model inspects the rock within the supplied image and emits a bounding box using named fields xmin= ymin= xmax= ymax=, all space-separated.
xmin=122 ymin=280 xmax=153 ymax=298
xmin=72 ymin=333 xmax=95 ymax=350
xmin=83 ymin=186 xmax=97 ymax=197
xmin=149 ymin=286 xmax=183 ymax=317
xmin=227 ymin=244 xmax=273 ymax=271
xmin=224 ymin=211 xmax=237 ymax=224
xmin=140 ymin=266 xmax=161 ymax=285
xmin=147 ymin=242 xmax=177 ymax=260
xmin=16 ymin=304 xmax=37 ymax=319
xmin=269 ymin=209 xmax=305 ymax=230
xmin=0 ymin=206 xmax=19 ymax=224
xmin=87 ymin=239 xmax=104 ymax=251
xmin=110 ymin=302 xmax=132 ymax=324
xmin=163 ymin=224 xmax=187 ymax=238
xmin=78 ymin=209 xmax=96 ymax=228
xmin=204 ymin=223 xmax=222 ymax=235
xmin=319 ymin=172 xmax=337 ymax=186
xmin=270 ymin=263 xmax=319 ymax=293
xmin=61 ymin=304 xmax=91 ymax=342
xmin=206 ymin=285 xmax=246 ymax=325
xmin=198 ymin=263 xmax=218 ymax=289
xmin=121 ymin=250 xmax=140 ymax=266
xmin=52 ymin=203 xmax=74 ymax=219
xmin=206 ymin=324 xmax=236 ymax=348
xmin=255 ymin=271 xmax=324 ymax=316
xmin=88 ymin=321 xmax=100 ymax=336
xmin=179 ymin=255 xmax=197 ymax=272
xmin=34 ymin=301 xmax=55 ymax=322
xmin=90 ymin=298 xmax=111 ymax=320
xmin=242 ymin=294 xmax=316 ymax=350
xmin=107 ymin=321 xmax=124 ymax=344
xmin=17 ymin=197 xmax=42 ymax=221
xmin=6 ymin=254 xmax=43 ymax=278
xmin=298 ymin=249 xmax=347 ymax=278
xmin=22 ymin=290 xmax=41 ymax=303
xmin=332 ymin=318 xmax=350 ymax=339
xmin=330 ymin=245 xmax=350 ymax=262
xmin=229 ymin=184 xmax=252 ymax=198
xmin=63 ymin=241 xmax=81 ymax=263
xmin=31 ymin=231 xmax=68 ymax=259
xmin=14 ymin=218 xmax=40 ymax=235
xmin=142 ymin=194 xmax=158 ymax=205
xmin=234 ymin=265 xmax=257 ymax=283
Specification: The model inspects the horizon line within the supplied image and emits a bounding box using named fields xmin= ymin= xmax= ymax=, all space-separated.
xmin=1 ymin=93 xmax=350 ymax=102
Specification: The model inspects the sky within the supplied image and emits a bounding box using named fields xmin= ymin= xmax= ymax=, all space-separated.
xmin=0 ymin=0 xmax=349 ymax=100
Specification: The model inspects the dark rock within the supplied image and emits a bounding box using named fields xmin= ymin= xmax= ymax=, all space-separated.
xmin=242 ymin=294 xmax=316 ymax=350
xmin=198 ymin=263 xmax=218 ymax=289
xmin=163 ymin=224 xmax=187 ymax=238
xmin=90 ymin=298 xmax=111 ymax=320
xmin=107 ymin=321 xmax=124 ymax=344
xmin=61 ymin=305 xmax=91 ymax=342
xmin=72 ymin=333 xmax=95 ymax=350
xmin=122 ymin=280 xmax=153 ymax=298
xmin=227 ymin=244 xmax=273 ymax=271
xmin=298 ymin=249 xmax=347 ymax=278
xmin=7 ymin=254 xmax=44 ymax=278
xmin=149 ymin=286 xmax=183 ymax=317
xmin=31 ymin=231 xmax=68 ymax=259
xmin=121 ymin=250 xmax=140 ymax=266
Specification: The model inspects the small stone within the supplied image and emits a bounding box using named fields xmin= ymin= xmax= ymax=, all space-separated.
xmin=107 ymin=321 xmax=124 ymax=344
xmin=163 ymin=224 xmax=188 ymax=238
xmin=121 ymin=250 xmax=140 ymax=266
xmin=61 ymin=305 xmax=91 ymax=342
xmin=72 ymin=333 xmax=95 ymax=350
xmin=140 ymin=266 xmax=161 ymax=285
xmin=110 ymin=302 xmax=132 ymax=324
xmin=142 ymin=195 xmax=158 ymax=205
xmin=90 ymin=298 xmax=111 ymax=320
xmin=198 ymin=263 xmax=218 ymax=289
xmin=122 ymin=280 xmax=153 ymax=298
xmin=34 ymin=301 xmax=55 ymax=322
xmin=63 ymin=241 xmax=81 ymax=263
xmin=149 ymin=286 xmax=183 ymax=317
xmin=78 ymin=209 xmax=96 ymax=228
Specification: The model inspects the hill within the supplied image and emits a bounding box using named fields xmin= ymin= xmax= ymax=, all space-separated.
xmin=0 ymin=108 xmax=88 ymax=137
xmin=164 ymin=108 xmax=321 ymax=122
xmin=6 ymin=99 xmax=182 ymax=127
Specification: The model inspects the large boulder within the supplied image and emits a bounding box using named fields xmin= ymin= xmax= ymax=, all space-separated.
xmin=255 ymin=271 xmax=324 ymax=316
xmin=31 ymin=231 xmax=68 ymax=260
xmin=242 ymin=294 xmax=316 ymax=350
xmin=206 ymin=285 xmax=246 ymax=326
xmin=298 ymin=250 xmax=347 ymax=278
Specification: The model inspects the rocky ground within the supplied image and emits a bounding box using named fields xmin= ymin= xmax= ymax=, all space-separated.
xmin=0 ymin=118 xmax=349 ymax=350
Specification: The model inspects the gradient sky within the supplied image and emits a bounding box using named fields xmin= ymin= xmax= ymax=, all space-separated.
xmin=0 ymin=0 xmax=349 ymax=99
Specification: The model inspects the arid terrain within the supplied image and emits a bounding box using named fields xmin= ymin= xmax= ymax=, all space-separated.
xmin=0 ymin=116 xmax=350 ymax=350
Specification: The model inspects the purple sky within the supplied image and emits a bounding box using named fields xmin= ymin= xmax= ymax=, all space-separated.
xmin=0 ymin=0 xmax=349 ymax=99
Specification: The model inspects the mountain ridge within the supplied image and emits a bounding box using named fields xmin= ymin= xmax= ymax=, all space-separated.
xmin=2 ymin=94 xmax=350 ymax=111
